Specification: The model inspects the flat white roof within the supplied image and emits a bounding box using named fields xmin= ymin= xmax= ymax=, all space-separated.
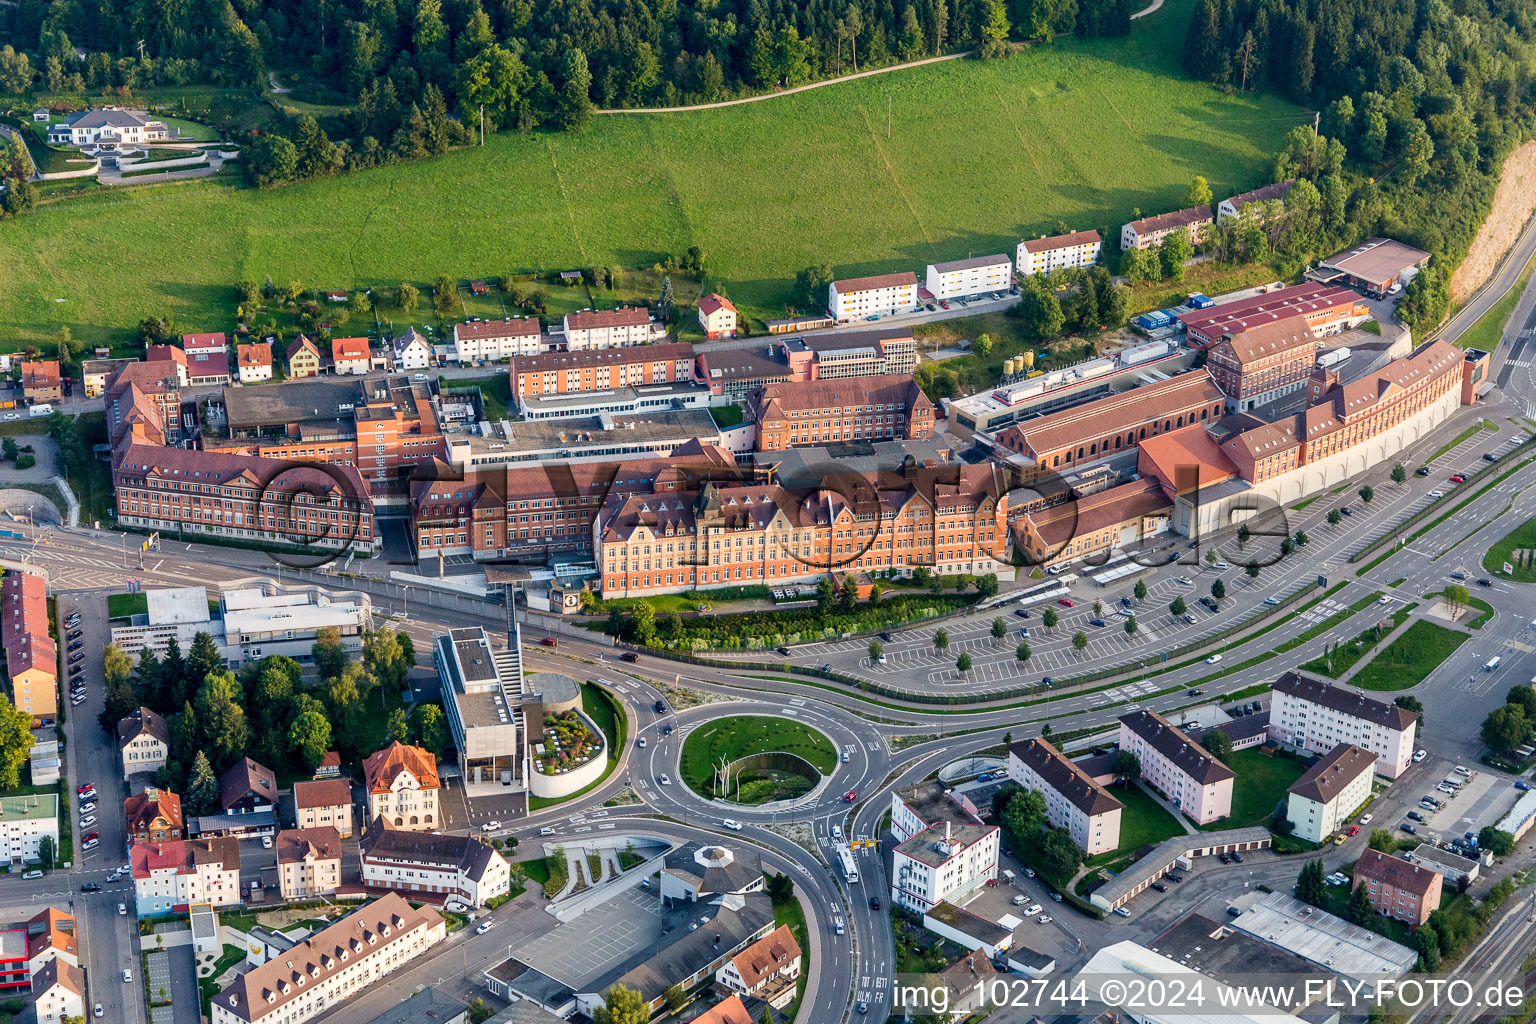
xmin=1080 ymin=941 xmax=1294 ymax=1024
xmin=1230 ymin=893 xmax=1416 ymax=980
xmin=147 ymin=586 xmax=212 ymax=626
xmin=220 ymin=587 xmax=368 ymax=635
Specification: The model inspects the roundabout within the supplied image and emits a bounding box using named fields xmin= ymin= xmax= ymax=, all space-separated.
xmin=679 ymin=714 xmax=839 ymax=804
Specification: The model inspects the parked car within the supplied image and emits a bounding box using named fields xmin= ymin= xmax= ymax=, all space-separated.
xmin=1231 ymin=851 xmax=1243 ymax=863
xmin=1408 ymin=811 xmax=1425 ymax=822
xmin=1415 ymin=467 xmax=1431 ymax=476
xmin=1360 ymin=813 xmax=1373 ymax=825
xmin=1412 ymin=749 xmax=1427 ymax=762
xmin=1483 ymin=452 xmax=1499 ymax=462
xmin=1449 ymin=474 xmax=1466 ymax=483
xmin=78 ymin=815 xmax=96 ymax=829
xmin=21 ymin=870 xmax=42 ymax=880
xmin=1401 ymin=823 xmax=1418 ymax=834
xmin=1151 ymin=882 xmax=1168 ymax=892
xmin=1057 ymin=598 xmax=1074 ymax=607
xmin=1088 ymin=618 xmax=1107 ymax=628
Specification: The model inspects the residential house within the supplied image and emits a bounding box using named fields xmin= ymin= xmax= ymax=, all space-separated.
xmin=81 ymin=357 xmax=136 ymax=398
xmin=330 ymin=337 xmax=373 ymax=376
xmin=1017 ymin=230 xmax=1101 ymax=276
xmin=286 ymin=335 xmax=324 ymax=378
xmin=828 ymin=271 xmax=919 ymax=321
xmin=29 ymin=959 xmax=84 ymax=1022
xmin=116 ymin=707 xmax=170 ymax=779
xmin=125 ymin=789 xmax=184 ymax=843
xmin=561 ymin=308 xmax=660 ymax=350
xmin=182 ymin=332 xmax=229 ymax=355
xmin=19 ymin=362 xmax=61 ymax=404
xmin=46 ymin=108 xmax=172 ymax=148
xmin=274 ymin=827 xmax=344 ymax=899
xmin=208 ymin=894 xmax=445 ymax=1024
xmin=924 ymin=255 xmax=1012 ymax=301
xmin=1117 ymin=709 xmax=1235 ymax=825
xmin=1007 ymin=737 xmax=1124 ymax=855
xmin=25 ymin=908 xmax=76 ymax=977
xmin=129 ymin=836 xmax=241 ymax=915
xmin=2 ymin=571 xmax=56 ymax=719
xmin=452 ymin=320 xmax=542 ymax=363
xmin=220 ymin=757 xmax=278 ymax=818
xmin=697 ymin=294 xmax=738 ymax=339
xmin=715 ymin=924 xmax=802 ymax=1009
xmin=294 ymin=779 xmax=355 ymax=837
xmin=689 ymin=997 xmax=753 ymax=1024
xmin=186 ymin=351 xmax=231 ymax=387
xmin=391 ymin=328 xmax=432 ymax=371
xmin=1352 ymin=849 xmax=1443 ymax=926
xmin=363 ymin=741 xmax=440 ymax=830
xmin=1285 ymin=743 xmax=1377 ymax=845
xmin=1120 ymin=206 xmax=1212 ymax=251
xmin=358 ymin=817 xmax=511 ymax=907
xmin=236 ymin=343 xmax=273 ymax=385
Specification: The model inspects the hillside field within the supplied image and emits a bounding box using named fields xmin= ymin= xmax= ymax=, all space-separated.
xmin=0 ymin=0 xmax=1305 ymax=349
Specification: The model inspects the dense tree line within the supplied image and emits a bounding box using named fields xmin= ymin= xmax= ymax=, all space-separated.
xmin=97 ymin=625 xmax=430 ymax=798
xmin=1 ymin=0 xmax=1140 ymax=156
xmin=1183 ymin=0 xmax=1536 ymax=331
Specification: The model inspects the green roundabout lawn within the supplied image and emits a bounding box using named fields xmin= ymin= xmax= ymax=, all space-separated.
xmin=679 ymin=715 xmax=838 ymax=802
xmin=1483 ymin=516 xmax=1536 ymax=582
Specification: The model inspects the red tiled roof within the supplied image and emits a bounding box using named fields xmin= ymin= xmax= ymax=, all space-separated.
xmin=454 ymin=319 xmax=540 ymax=341
xmin=1355 ymin=848 xmax=1440 ymax=896
xmin=331 ymin=337 xmax=371 ymax=362
xmin=146 ymin=345 xmax=187 ymax=367
xmin=698 ymin=293 xmax=737 ymax=316
xmin=565 ymin=307 xmax=651 ymax=330
xmin=236 ymin=343 xmax=272 ymax=369
xmin=3 ymin=570 xmax=54 ymax=681
xmin=181 ymin=333 xmax=228 ymax=351
xmin=188 ymin=351 xmax=230 ymax=379
xmin=1021 ymin=229 xmax=1101 ymax=254
xmin=363 ymin=741 xmax=439 ymax=794
xmin=293 ymin=778 xmax=352 ymax=810
xmin=832 ymin=271 xmax=918 ymax=294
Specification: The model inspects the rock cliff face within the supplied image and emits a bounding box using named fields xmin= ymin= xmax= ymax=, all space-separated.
xmin=1450 ymin=140 xmax=1536 ymax=305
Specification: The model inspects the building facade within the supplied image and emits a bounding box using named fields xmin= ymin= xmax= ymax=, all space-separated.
xmin=509 ymin=343 xmax=697 ymax=407
xmin=1007 ymin=738 xmax=1124 ymax=855
xmin=0 ymin=796 xmax=58 ymax=867
xmin=210 ymin=894 xmax=445 ymax=1024
xmin=293 ymin=780 xmax=355 ymax=838
xmin=1117 ymin=710 xmax=1235 ymax=824
xmin=124 ymin=788 xmax=182 ymax=843
xmin=1206 ymin=315 xmax=1321 ymax=412
xmin=1269 ymin=673 xmax=1419 ymax=779
xmin=116 ymin=707 xmax=170 ymax=778
xmin=1352 ymin=849 xmax=1442 ymax=926
xmin=1017 ymin=230 xmax=1101 ymax=276
xmin=363 ymin=742 xmax=440 ymax=830
xmin=274 ymin=827 xmax=344 ymax=899
xmin=1120 ymin=206 xmax=1212 ymax=250
xmin=698 ymin=295 xmax=738 ymax=339
xmin=560 ymin=308 xmax=661 ymax=350
xmin=129 ymin=837 xmax=241 ymax=915
xmin=1285 ymin=743 xmax=1377 ymax=844
xmin=2 ymin=571 xmax=56 ymax=720
xmin=20 ymin=361 xmax=61 ymax=403
xmin=828 ymin=272 xmax=920 ymax=321
xmin=1180 ymin=283 xmax=1371 ymax=347
xmin=924 ymin=255 xmax=1013 ymax=301
xmin=890 ymin=821 xmax=999 ymax=914
xmin=715 ymin=924 xmax=801 ymax=1009
xmin=452 ymin=319 xmax=542 ymax=363
xmin=236 ymin=344 xmax=273 ymax=385
xmin=286 ymin=336 xmax=323 ymax=378
xmin=358 ymin=818 xmax=511 ymax=907
xmin=748 ymin=374 xmax=934 ymax=451
xmin=331 ymin=337 xmax=373 ymax=375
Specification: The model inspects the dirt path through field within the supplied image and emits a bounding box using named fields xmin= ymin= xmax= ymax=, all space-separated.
xmin=1450 ymin=140 xmax=1536 ymax=304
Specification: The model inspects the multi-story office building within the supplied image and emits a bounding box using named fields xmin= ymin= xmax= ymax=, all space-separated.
xmin=1207 ymin=315 xmax=1321 ymax=412
xmin=828 ymin=272 xmax=920 ymax=321
xmin=890 ymin=820 xmax=999 ymax=914
xmin=776 ymin=328 xmax=918 ymax=380
xmin=1285 ymin=743 xmax=1377 ymax=844
xmin=1268 ymin=673 xmax=1418 ymax=779
xmin=1117 ymin=710 xmax=1235 ymax=825
xmin=1006 ymin=738 xmax=1123 ymax=855
xmin=209 ymin=894 xmax=445 ymax=1024
xmin=1016 ymin=229 xmax=1101 ymax=275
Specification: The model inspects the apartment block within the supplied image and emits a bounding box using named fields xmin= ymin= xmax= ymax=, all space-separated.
xmin=1269 ymin=673 xmax=1419 ymax=779
xmin=275 ymin=827 xmax=344 ymax=899
xmin=828 ymin=272 xmax=920 ymax=321
xmin=561 ymin=308 xmax=662 ymax=349
xmin=1352 ymin=849 xmax=1442 ymax=926
xmin=1285 ymin=743 xmax=1377 ymax=845
xmin=924 ymin=255 xmax=1013 ymax=301
xmin=452 ymin=318 xmax=542 ymax=363
xmin=1017 ymin=230 xmax=1101 ymax=276
xmin=1117 ymin=710 xmax=1235 ymax=825
xmin=1216 ymin=180 xmax=1294 ymax=222
xmin=293 ymin=779 xmax=355 ymax=838
xmin=129 ymin=837 xmax=241 ymax=916
xmin=1007 ymin=738 xmax=1124 ymax=855
xmin=359 ymin=818 xmax=510 ymax=907
xmin=1120 ymin=206 xmax=1212 ymax=250
xmin=890 ymin=821 xmax=999 ymax=914
xmin=2 ymin=571 xmax=55 ymax=720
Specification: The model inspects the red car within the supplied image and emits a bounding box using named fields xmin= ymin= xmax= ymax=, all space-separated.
xmin=538 ymin=637 xmax=558 ymax=647
xmin=1449 ymin=474 xmax=1465 ymax=483
xmin=1346 ymin=825 xmax=1360 ymax=836
xmin=1057 ymin=598 xmax=1075 ymax=607
xmin=845 ymin=791 xmax=857 ymax=803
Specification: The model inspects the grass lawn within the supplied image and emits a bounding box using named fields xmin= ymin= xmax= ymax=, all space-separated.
xmin=770 ymin=884 xmax=810 ymax=1018
xmin=107 ymin=592 xmax=148 ymax=619
xmin=1348 ymin=619 xmax=1469 ymax=691
xmin=527 ymin=682 xmax=626 ymax=810
xmin=1124 ymin=260 xmax=1280 ymax=316
xmin=1482 ymin=516 xmax=1536 ymax=582
xmin=1206 ymin=748 xmax=1307 ymax=829
xmin=679 ymin=714 xmax=837 ymax=797
xmin=1104 ymin=782 xmax=1185 ymax=856
xmin=446 ymin=375 xmax=513 ymax=420
xmin=709 ymin=404 xmax=745 ymax=429
xmin=1452 ymin=253 xmax=1536 ymax=351
xmin=1297 ymin=605 xmax=1413 ymax=677
xmin=0 ymin=0 xmax=1302 ymax=350
xmin=914 ymin=311 xmax=1046 ymax=395
xmin=519 ymin=856 xmax=552 ymax=885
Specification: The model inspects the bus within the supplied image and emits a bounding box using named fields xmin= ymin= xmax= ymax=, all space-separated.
xmin=838 ymin=847 xmax=859 ymax=883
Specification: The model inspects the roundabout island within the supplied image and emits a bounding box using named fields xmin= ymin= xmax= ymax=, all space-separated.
xmin=679 ymin=714 xmax=839 ymax=804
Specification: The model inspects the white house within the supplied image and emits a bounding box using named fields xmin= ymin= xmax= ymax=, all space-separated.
xmin=358 ymin=817 xmax=510 ymax=907
xmin=330 ymin=337 xmax=373 ymax=376
xmin=363 ymin=741 xmax=440 ymax=830
xmin=452 ymin=319 xmax=542 ymax=363
xmin=0 ymin=795 xmax=59 ymax=868
xmin=1217 ymin=180 xmax=1294 ymax=223
xmin=828 ymin=272 xmax=920 ymax=321
xmin=890 ymin=820 xmax=998 ymax=914
xmin=561 ymin=308 xmax=662 ymax=350
xmin=698 ymin=294 xmax=739 ymax=339
xmin=30 ymin=960 xmax=85 ymax=1023
xmin=1285 ymin=743 xmax=1377 ymax=845
xmin=1270 ymin=672 xmax=1419 ymax=779
xmin=924 ymin=255 xmax=1012 ymax=301
xmin=391 ymin=328 xmax=432 ymax=371
xmin=209 ymin=894 xmax=446 ymax=1024
xmin=1007 ymin=738 xmax=1123 ymax=855
xmin=715 ymin=924 xmax=801 ymax=1010
xmin=1117 ymin=710 xmax=1235 ymax=825
xmin=47 ymin=108 xmax=173 ymax=149
xmin=1017 ymin=229 xmax=1102 ymax=276
xmin=129 ymin=837 xmax=241 ymax=916
xmin=235 ymin=343 xmax=273 ymax=385
xmin=116 ymin=707 xmax=170 ymax=779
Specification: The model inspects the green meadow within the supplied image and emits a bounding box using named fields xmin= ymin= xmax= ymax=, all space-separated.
xmin=0 ymin=0 xmax=1305 ymax=349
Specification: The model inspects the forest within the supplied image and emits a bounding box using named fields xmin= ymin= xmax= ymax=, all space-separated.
xmin=1183 ymin=0 xmax=1536 ymax=328
xmin=0 ymin=0 xmax=1137 ymax=184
